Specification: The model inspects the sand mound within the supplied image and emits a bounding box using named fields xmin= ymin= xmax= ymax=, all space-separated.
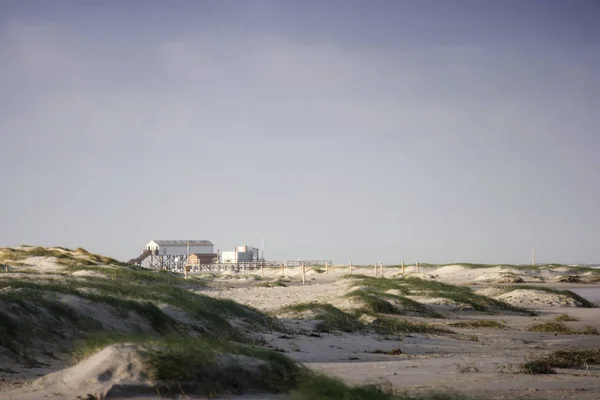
xmin=29 ymin=344 xmax=154 ymax=399
xmin=72 ymin=270 xmax=107 ymax=278
xmin=25 ymin=343 xmax=283 ymax=400
xmin=412 ymin=296 xmax=473 ymax=311
xmin=473 ymin=272 xmax=525 ymax=284
xmin=492 ymin=289 xmax=583 ymax=307
xmin=474 ymin=287 xmax=507 ymax=298
xmin=554 ymin=275 xmax=582 ymax=283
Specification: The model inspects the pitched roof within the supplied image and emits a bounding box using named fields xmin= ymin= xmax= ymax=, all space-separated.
xmin=151 ymin=240 xmax=213 ymax=246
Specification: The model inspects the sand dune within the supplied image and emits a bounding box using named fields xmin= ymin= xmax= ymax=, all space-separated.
xmin=1 ymin=248 xmax=600 ymax=399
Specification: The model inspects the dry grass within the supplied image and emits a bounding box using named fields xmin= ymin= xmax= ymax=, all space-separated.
xmin=554 ymin=314 xmax=580 ymax=322
xmin=448 ymin=320 xmax=505 ymax=329
xmin=521 ymin=348 xmax=600 ymax=374
xmin=527 ymin=322 xmax=599 ymax=335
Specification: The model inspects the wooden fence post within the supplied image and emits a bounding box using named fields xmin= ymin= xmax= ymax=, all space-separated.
xmin=401 ymin=261 xmax=405 ymax=274
xmin=302 ymin=263 xmax=306 ymax=285
xmin=417 ymin=262 xmax=420 ymax=273
xmin=380 ymin=262 xmax=384 ymax=278
xmin=349 ymin=262 xmax=352 ymax=275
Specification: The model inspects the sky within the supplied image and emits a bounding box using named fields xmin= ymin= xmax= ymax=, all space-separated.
xmin=1 ymin=0 xmax=599 ymax=265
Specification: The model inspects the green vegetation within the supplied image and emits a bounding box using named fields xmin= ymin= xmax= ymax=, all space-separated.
xmin=0 ymin=264 xmax=280 ymax=358
xmin=343 ymin=275 xmax=534 ymax=316
xmin=257 ymin=279 xmax=288 ymax=288
xmin=291 ymin=374 xmax=398 ymax=400
xmin=63 ymin=264 xmax=187 ymax=285
xmin=527 ymin=322 xmax=599 ymax=335
xmin=554 ymin=314 xmax=580 ymax=322
xmin=344 ymin=289 xmax=442 ymax=318
xmin=448 ymin=320 xmax=505 ymax=329
xmin=372 ymin=316 xmax=451 ymax=335
xmin=72 ymin=333 xmax=304 ymax=396
xmin=278 ymin=303 xmax=363 ymax=333
xmin=342 ymin=275 xmax=410 ymax=293
xmin=71 ymin=333 xmax=476 ymax=399
xmin=521 ymin=349 xmax=600 ymax=374
xmin=291 ymin=374 xmax=473 ymax=400
xmin=0 ymin=246 xmax=127 ymax=267
xmin=277 ymin=302 xmax=447 ymax=335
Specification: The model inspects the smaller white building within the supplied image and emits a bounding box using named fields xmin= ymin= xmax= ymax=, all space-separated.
xmin=221 ymin=245 xmax=259 ymax=264
xmin=145 ymin=240 xmax=214 ymax=256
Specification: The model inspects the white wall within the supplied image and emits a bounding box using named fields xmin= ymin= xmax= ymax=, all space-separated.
xmin=221 ymin=250 xmax=236 ymax=263
xmin=220 ymin=250 xmax=253 ymax=263
xmin=147 ymin=243 xmax=213 ymax=256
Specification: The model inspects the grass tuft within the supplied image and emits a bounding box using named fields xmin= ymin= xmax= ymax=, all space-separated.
xmin=372 ymin=316 xmax=452 ymax=335
xmin=278 ymin=303 xmax=363 ymax=333
xmin=554 ymin=314 xmax=580 ymax=322
xmin=256 ymin=280 xmax=288 ymax=288
xmin=73 ymin=333 xmax=305 ymax=395
xmin=527 ymin=322 xmax=599 ymax=335
xmin=343 ymin=275 xmax=534 ymax=316
xmin=521 ymin=348 xmax=600 ymax=374
xmin=448 ymin=320 xmax=505 ymax=329
xmin=344 ymin=289 xmax=442 ymax=318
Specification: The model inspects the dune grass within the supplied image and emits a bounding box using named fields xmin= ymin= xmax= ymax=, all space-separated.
xmin=342 ymin=275 xmax=411 ymax=294
xmin=0 ymin=246 xmax=128 ymax=267
xmin=521 ymin=348 xmax=600 ymax=374
xmin=0 ymin=289 xmax=104 ymax=356
xmin=0 ymin=270 xmax=280 ymax=358
xmin=72 ymin=333 xmax=305 ymax=396
xmin=372 ymin=316 xmax=452 ymax=335
xmin=343 ymin=275 xmax=534 ymax=316
xmin=554 ymin=314 xmax=580 ymax=322
xmin=277 ymin=302 xmax=448 ymax=335
xmin=278 ymin=303 xmax=364 ymax=333
xmin=448 ymin=320 xmax=505 ymax=329
xmin=527 ymin=322 xmax=599 ymax=335
xmin=73 ymin=333 xmax=475 ymax=399
xmin=256 ymin=280 xmax=288 ymax=288
xmin=291 ymin=374 xmax=473 ymax=400
xmin=63 ymin=264 xmax=187 ymax=285
xmin=344 ymin=289 xmax=442 ymax=318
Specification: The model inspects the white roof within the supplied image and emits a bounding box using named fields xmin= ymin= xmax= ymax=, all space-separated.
xmin=147 ymin=240 xmax=213 ymax=247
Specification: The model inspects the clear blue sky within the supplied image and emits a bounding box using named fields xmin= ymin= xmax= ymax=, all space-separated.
xmin=1 ymin=1 xmax=599 ymax=264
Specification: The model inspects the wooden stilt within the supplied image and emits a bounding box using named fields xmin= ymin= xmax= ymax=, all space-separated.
xmin=302 ymin=263 xmax=306 ymax=285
